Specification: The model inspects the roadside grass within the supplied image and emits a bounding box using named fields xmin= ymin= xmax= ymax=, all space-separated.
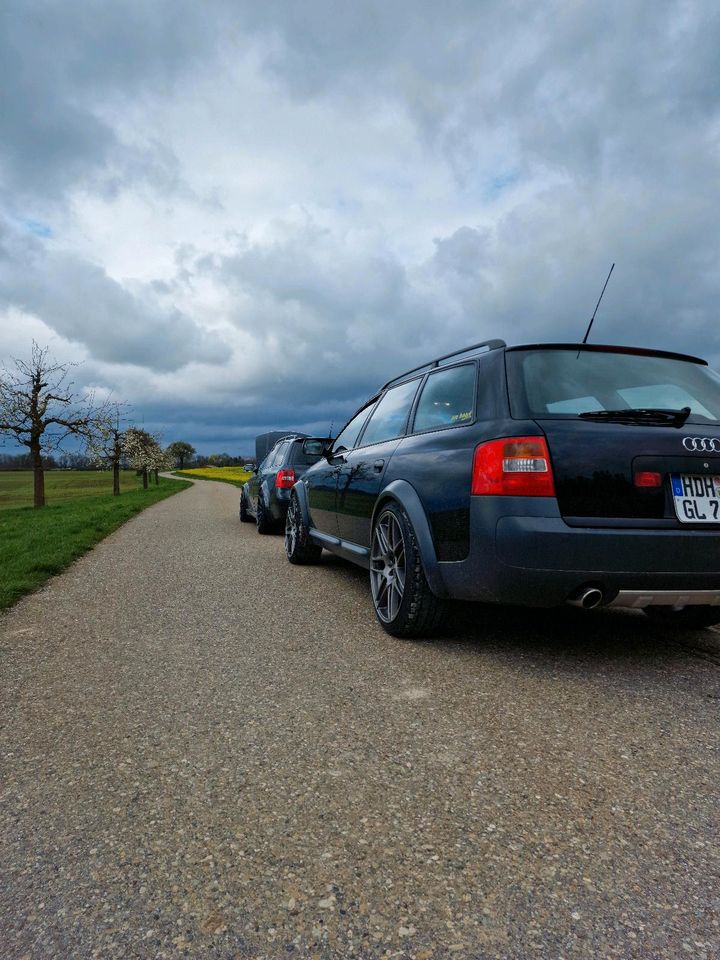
xmin=174 ymin=466 xmax=252 ymax=488
xmin=0 ymin=477 xmax=191 ymax=610
xmin=0 ymin=469 xmax=148 ymax=510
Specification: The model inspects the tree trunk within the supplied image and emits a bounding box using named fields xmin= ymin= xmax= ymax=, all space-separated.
xmin=31 ymin=442 xmax=45 ymax=508
xmin=154 ymin=469 xmax=159 ymax=485
xmin=112 ymin=460 xmax=120 ymax=496
xmin=142 ymin=467 xmax=148 ymax=490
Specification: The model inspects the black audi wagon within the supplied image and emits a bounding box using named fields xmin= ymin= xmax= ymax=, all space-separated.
xmin=284 ymin=339 xmax=720 ymax=637
xmin=240 ymin=434 xmax=324 ymax=534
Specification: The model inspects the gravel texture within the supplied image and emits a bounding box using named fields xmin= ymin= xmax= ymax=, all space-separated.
xmin=1 ymin=477 xmax=719 ymax=959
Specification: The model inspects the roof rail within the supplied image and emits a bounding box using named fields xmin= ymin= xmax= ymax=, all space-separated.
xmin=380 ymin=338 xmax=506 ymax=391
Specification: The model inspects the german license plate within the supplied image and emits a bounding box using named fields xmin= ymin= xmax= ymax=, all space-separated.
xmin=671 ymin=474 xmax=720 ymax=523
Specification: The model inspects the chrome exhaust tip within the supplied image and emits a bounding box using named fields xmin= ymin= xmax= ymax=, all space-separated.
xmin=567 ymin=587 xmax=604 ymax=610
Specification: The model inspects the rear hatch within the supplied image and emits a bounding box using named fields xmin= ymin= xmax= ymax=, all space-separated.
xmin=506 ymin=344 xmax=720 ymax=526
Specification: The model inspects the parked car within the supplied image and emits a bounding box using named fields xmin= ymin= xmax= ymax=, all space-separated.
xmin=240 ymin=435 xmax=325 ymax=534
xmin=285 ymin=339 xmax=720 ymax=637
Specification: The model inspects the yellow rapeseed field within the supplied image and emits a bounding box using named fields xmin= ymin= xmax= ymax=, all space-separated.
xmin=174 ymin=466 xmax=252 ymax=487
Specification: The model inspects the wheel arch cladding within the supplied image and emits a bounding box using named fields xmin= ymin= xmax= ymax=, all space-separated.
xmin=372 ymin=479 xmax=448 ymax=598
xmin=293 ymin=481 xmax=312 ymax=526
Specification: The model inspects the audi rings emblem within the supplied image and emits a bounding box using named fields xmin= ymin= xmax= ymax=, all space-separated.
xmin=683 ymin=437 xmax=720 ymax=452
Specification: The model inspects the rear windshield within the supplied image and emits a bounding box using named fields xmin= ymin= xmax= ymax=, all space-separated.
xmin=288 ymin=442 xmax=323 ymax=467
xmin=507 ymin=348 xmax=720 ymax=423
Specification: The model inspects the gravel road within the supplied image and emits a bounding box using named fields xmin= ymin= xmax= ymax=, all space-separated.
xmin=1 ymin=477 xmax=719 ymax=959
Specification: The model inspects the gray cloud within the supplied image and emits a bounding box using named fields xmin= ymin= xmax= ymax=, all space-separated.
xmin=1 ymin=0 xmax=719 ymax=452
xmin=0 ymin=0 xmax=226 ymax=203
xmin=237 ymin=2 xmax=720 ymax=178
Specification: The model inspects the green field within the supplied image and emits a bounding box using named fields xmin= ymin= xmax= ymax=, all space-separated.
xmin=0 ymin=472 xmax=191 ymax=610
xmin=0 ymin=469 xmax=147 ymax=510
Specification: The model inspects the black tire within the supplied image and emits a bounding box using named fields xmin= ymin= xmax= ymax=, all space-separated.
xmin=255 ymin=494 xmax=273 ymax=535
xmin=370 ymin=501 xmax=445 ymax=638
xmin=285 ymin=493 xmax=323 ymax=564
xmin=643 ymin=605 xmax=720 ymax=629
xmin=239 ymin=488 xmax=252 ymax=523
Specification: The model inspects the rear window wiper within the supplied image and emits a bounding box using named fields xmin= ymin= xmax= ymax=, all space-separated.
xmin=578 ymin=406 xmax=692 ymax=427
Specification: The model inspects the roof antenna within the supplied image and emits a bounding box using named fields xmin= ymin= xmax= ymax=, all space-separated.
xmin=328 ymin=420 xmax=334 ymax=439
xmin=579 ymin=263 xmax=615 ymax=355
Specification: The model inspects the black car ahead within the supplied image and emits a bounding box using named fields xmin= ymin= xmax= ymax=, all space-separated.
xmin=285 ymin=339 xmax=720 ymax=637
xmin=240 ymin=435 xmax=324 ymax=534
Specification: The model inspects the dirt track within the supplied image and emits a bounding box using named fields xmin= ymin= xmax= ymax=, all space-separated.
xmin=1 ymin=477 xmax=719 ymax=958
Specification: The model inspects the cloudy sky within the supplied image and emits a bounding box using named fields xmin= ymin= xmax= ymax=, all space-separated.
xmin=1 ymin=0 xmax=719 ymax=454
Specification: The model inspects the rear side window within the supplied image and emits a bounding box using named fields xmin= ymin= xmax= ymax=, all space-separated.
xmin=334 ymin=405 xmax=375 ymax=453
xmin=289 ymin=442 xmax=323 ymax=467
xmin=265 ymin=443 xmax=286 ymax=469
xmin=413 ymin=363 xmax=476 ymax=432
xmin=360 ymin=379 xmax=420 ymax=446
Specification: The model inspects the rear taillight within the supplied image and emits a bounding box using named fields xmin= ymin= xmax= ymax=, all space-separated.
xmin=275 ymin=468 xmax=296 ymax=489
xmin=471 ymin=436 xmax=555 ymax=497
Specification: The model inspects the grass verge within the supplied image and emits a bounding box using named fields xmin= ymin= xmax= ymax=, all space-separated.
xmin=174 ymin=466 xmax=251 ymax=489
xmin=0 ymin=477 xmax=192 ymax=610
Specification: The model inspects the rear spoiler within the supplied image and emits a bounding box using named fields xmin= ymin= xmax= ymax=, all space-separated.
xmin=506 ymin=343 xmax=707 ymax=366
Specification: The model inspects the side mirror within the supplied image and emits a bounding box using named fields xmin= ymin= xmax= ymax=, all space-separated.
xmin=302 ymin=439 xmax=328 ymax=457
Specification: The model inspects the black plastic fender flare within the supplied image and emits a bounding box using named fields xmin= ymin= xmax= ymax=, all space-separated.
xmin=292 ymin=480 xmax=312 ymax=527
xmin=371 ymin=479 xmax=448 ymax=598
xmin=259 ymin=480 xmax=272 ymax=508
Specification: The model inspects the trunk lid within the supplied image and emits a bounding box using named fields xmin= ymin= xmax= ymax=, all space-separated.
xmin=538 ymin=420 xmax=720 ymax=524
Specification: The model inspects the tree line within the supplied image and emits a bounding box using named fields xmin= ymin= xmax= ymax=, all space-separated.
xmin=0 ymin=447 xmax=251 ymax=472
xmin=0 ymin=342 xmax=202 ymax=507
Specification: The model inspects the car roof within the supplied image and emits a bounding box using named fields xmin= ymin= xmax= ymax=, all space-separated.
xmin=381 ymin=340 xmax=708 ymax=396
xmin=336 ymin=338 xmax=709 ymax=440
xmin=381 ymin=338 xmax=506 ymax=391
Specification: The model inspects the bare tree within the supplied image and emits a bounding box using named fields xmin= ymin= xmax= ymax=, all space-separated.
xmin=0 ymin=342 xmax=98 ymax=508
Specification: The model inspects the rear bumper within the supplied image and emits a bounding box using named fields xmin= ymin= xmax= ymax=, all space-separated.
xmin=435 ymin=499 xmax=720 ymax=607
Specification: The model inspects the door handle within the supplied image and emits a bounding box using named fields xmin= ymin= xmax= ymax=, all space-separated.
xmin=373 ymin=459 xmax=385 ymax=472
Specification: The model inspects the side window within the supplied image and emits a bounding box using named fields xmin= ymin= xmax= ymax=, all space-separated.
xmin=360 ymin=379 xmax=420 ymax=447
xmin=265 ymin=443 xmax=284 ymax=470
xmin=334 ymin=406 xmax=375 ymax=453
xmin=272 ymin=442 xmax=286 ymax=467
xmin=413 ymin=363 xmax=476 ymax=432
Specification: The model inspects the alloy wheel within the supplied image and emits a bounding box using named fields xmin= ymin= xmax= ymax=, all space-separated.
xmin=285 ymin=498 xmax=299 ymax=557
xmin=370 ymin=510 xmax=406 ymax=623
